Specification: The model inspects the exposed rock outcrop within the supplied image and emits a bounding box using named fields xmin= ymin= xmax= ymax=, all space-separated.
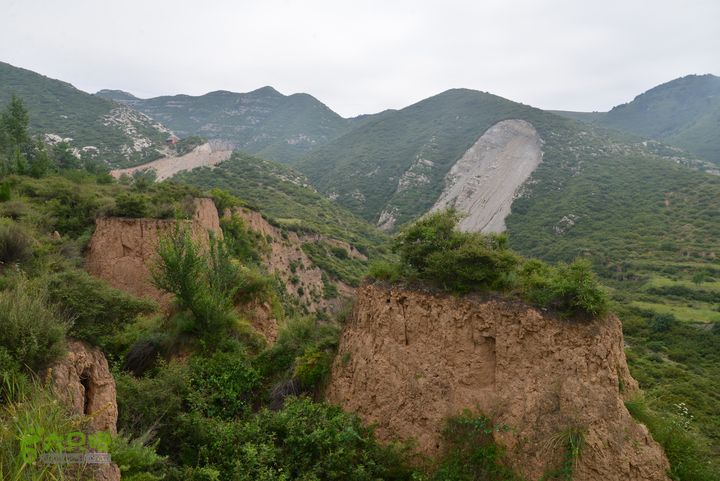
xmin=431 ymin=119 xmax=543 ymax=232
xmin=49 ymin=340 xmax=120 ymax=481
xmin=85 ymin=198 xmax=222 ymax=306
xmin=326 ymin=283 xmax=670 ymax=481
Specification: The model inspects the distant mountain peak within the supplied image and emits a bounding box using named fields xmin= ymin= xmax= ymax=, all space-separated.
xmin=95 ymin=89 xmax=139 ymax=101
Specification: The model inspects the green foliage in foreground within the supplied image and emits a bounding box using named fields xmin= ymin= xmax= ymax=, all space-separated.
xmin=0 ymin=275 xmax=69 ymax=372
xmin=45 ymin=269 xmax=156 ymax=348
xmin=375 ymin=210 xmax=609 ymax=318
xmin=626 ymin=396 xmax=720 ymax=481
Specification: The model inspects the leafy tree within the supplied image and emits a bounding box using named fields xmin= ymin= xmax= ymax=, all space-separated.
xmin=0 ymin=95 xmax=29 ymax=147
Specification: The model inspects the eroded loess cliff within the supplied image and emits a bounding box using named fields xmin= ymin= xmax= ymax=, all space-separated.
xmin=326 ymin=283 xmax=670 ymax=481
xmin=49 ymin=340 xmax=121 ymax=481
xmin=232 ymin=207 xmax=356 ymax=313
xmin=85 ymin=198 xmax=222 ymax=306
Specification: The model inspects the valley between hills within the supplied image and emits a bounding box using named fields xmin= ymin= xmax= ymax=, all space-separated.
xmin=1 ymin=61 xmax=719 ymax=480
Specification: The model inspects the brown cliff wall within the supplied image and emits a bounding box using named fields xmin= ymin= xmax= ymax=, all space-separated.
xmin=49 ymin=340 xmax=121 ymax=481
xmin=85 ymin=198 xmax=222 ymax=305
xmin=326 ymin=283 xmax=670 ymax=481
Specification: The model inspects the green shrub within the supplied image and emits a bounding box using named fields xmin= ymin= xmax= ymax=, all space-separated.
xmin=520 ymin=258 xmax=609 ymax=318
xmin=650 ymin=313 xmax=676 ymax=333
xmin=368 ymin=260 xmax=403 ymax=282
xmin=387 ymin=210 xmax=609 ymax=317
xmin=294 ymin=346 xmax=333 ymax=391
xmin=0 ymin=183 xmax=11 ymax=202
xmin=187 ymin=350 xmax=261 ymax=419
xmin=257 ymin=317 xmax=339 ymax=380
xmin=171 ymin=397 xmax=416 ymax=481
xmin=430 ymin=410 xmax=520 ymax=481
xmin=45 ymin=269 xmax=156 ymax=345
xmin=115 ymin=362 xmax=189 ymax=444
xmin=114 ymin=192 xmax=150 ymax=218
xmin=110 ymin=432 xmax=166 ymax=481
xmin=0 ymin=379 xmax=82 ymax=480
xmin=0 ymin=220 xmax=33 ymax=265
xmin=220 ymin=214 xmax=267 ymax=264
xmin=0 ymin=276 xmax=69 ymax=371
xmin=393 ymin=210 xmax=519 ymax=293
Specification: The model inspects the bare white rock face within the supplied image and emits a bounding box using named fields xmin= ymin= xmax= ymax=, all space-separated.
xmin=431 ymin=119 xmax=542 ymax=233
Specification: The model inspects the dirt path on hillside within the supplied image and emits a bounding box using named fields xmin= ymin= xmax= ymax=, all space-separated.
xmin=111 ymin=143 xmax=232 ymax=181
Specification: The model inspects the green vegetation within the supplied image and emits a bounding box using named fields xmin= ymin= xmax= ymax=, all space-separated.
xmin=375 ymin=210 xmax=609 ymax=318
xmin=174 ymin=151 xmax=390 ymax=257
xmin=102 ymin=87 xmax=353 ymax=163
xmin=626 ymin=396 xmax=720 ymax=481
xmin=556 ymin=74 xmax=720 ymax=163
xmin=430 ymin=411 xmax=520 ymax=481
xmin=0 ymin=275 xmax=69 ymax=372
xmin=0 ymin=61 xmax=171 ymax=167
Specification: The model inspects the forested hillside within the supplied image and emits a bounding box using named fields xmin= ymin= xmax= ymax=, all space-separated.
xmin=98 ymin=87 xmax=353 ymax=163
xmin=0 ymin=62 xmax=172 ymax=167
xmin=555 ymin=74 xmax=720 ymax=164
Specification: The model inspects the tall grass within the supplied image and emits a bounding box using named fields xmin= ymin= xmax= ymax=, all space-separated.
xmin=0 ymin=276 xmax=69 ymax=372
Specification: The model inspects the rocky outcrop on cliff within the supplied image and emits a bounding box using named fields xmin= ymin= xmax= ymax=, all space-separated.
xmin=326 ymin=283 xmax=670 ymax=481
xmin=49 ymin=340 xmax=120 ymax=481
xmin=232 ymin=207 xmax=356 ymax=313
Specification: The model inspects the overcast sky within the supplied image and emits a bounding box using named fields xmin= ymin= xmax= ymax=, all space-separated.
xmin=2 ymin=0 xmax=718 ymax=117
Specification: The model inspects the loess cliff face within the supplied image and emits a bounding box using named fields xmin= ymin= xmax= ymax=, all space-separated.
xmin=232 ymin=207 xmax=357 ymax=313
xmin=85 ymin=198 xmax=222 ymax=306
xmin=326 ymin=283 xmax=670 ymax=481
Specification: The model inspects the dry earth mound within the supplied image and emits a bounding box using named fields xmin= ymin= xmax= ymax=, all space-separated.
xmin=326 ymin=283 xmax=670 ymax=481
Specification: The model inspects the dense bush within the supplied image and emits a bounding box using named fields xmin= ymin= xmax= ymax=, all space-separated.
xmin=0 ymin=276 xmax=69 ymax=371
xmin=392 ymin=210 xmax=518 ymax=292
xmin=376 ymin=210 xmax=609 ymax=317
xmin=430 ymin=411 xmax=520 ymax=481
xmin=170 ymin=397 xmax=416 ymax=481
xmin=519 ymin=258 xmax=609 ymax=317
xmin=187 ymin=350 xmax=261 ymax=419
xmin=113 ymin=192 xmax=151 ymax=218
xmin=45 ymin=269 xmax=156 ymax=345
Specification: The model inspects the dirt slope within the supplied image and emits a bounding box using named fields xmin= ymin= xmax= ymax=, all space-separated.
xmin=110 ymin=142 xmax=232 ymax=181
xmin=232 ymin=207 xmax=356 ymax=313
xmin=431 ymin=119 xmax=543 ymax=232
xmin=326 ymin=283 xmax=670 ymax=481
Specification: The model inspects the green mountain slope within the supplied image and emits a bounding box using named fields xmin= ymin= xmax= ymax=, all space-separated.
xmin=172 ymin=151 xmax=390 ymax=258
xmin=554 ymin=74 xmax=720 ymax=163
xmin=0 ymin=61 xmax=171 ymax=167
xmin=294 ymin=87 xmax=720 ymax=450
xmin=98 ymin=87 xmax=352 ymax=163
xmin=294 ymin=89 xmax=571 ymax=227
